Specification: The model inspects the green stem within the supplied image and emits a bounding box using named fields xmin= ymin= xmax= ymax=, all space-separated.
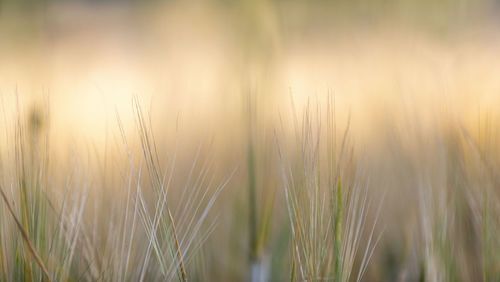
xmin=334 ymin=179 xmax=343 ymax=282
xmin=248 ymin=140 xmax=258 ymax=261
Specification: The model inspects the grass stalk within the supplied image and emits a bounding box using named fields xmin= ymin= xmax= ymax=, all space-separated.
xmin=248 ymin=139 xmax=258 ymax=262
xmin=482 ymin=186 xmax=488 ymax=282
xmin=334 ymin=179 xmax=343 ymax=282
xmin=0 ymin=184 xmax=51 ymax=281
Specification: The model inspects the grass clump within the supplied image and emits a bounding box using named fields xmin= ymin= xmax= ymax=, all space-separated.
xmin=276 ymin=97 xmax=382 ymax=281
xmin=0 ymin=98 xmax=232 ymax=281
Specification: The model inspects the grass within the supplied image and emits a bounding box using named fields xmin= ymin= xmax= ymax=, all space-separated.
xmin=0 ymin=183 xmax=51 ymax=281
xmin=0 ymin=99 xmax=234 ymax=281
xmin=0 ymin=95 xmax=499 ymax=281
xmin=276 ymin=97 xmax=382 ymax=281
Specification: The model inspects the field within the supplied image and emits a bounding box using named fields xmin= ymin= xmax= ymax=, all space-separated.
xmin=1 ymin=0 xmax=500 ymax=281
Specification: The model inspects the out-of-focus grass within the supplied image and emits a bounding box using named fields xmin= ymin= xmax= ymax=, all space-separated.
xmin=0 ymin=99 xmax=236 ymax=281
xmin=1 ymin=1 xmax=500 ymax=281
xmin=1 ymin=91 xmax=500 ymax=281
xmin=275 ymin=98 xmax=382 ymax=281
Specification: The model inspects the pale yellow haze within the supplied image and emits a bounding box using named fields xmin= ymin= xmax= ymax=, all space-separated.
xmin=1 ymin=1 xmax=499 ymax=147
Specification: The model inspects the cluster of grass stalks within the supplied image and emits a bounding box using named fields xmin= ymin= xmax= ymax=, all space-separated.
xmin=368 ymin=112 xmax=500 ymax=282
xmin=0 ymin=100 xmax=90 ymax=281
xmin=276 ymin=97 xmax=382 ymax=281
xmin=0 ymin=99 xmax=234 ymax=281
xmin=2 ymin=95 xmax=500 ymax=282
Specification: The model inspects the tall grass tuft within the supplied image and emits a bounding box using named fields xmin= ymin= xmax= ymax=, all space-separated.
xmin=0 ymin=100 xmax=95 ymax=281
xmin=131 ymin=98 xmax=234 ymax=281
xmin=276 ymin=97 xmax=382 ymax=281
xmin=0 ymin=97 xmax=232 ymax=281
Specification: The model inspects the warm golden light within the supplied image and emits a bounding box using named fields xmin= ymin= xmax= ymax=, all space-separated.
xmin=1 ymin=1 xmax=500 ymax=281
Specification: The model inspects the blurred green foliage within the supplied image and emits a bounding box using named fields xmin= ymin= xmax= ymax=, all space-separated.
xmin=1 ymin=0 xmax=497 ymax=38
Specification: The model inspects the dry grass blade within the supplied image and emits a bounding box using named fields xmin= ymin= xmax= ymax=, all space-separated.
xmin=0 ymin=184 xmax=51 ymax=281
xmin=133 ymin=97 xmax=187 ymax=281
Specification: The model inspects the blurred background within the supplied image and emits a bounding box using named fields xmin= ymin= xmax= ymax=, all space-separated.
xmin=1 ymin=0 xmax=500 ymax=281
xmin=2 ymin=0 xmax=500 ymax=141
